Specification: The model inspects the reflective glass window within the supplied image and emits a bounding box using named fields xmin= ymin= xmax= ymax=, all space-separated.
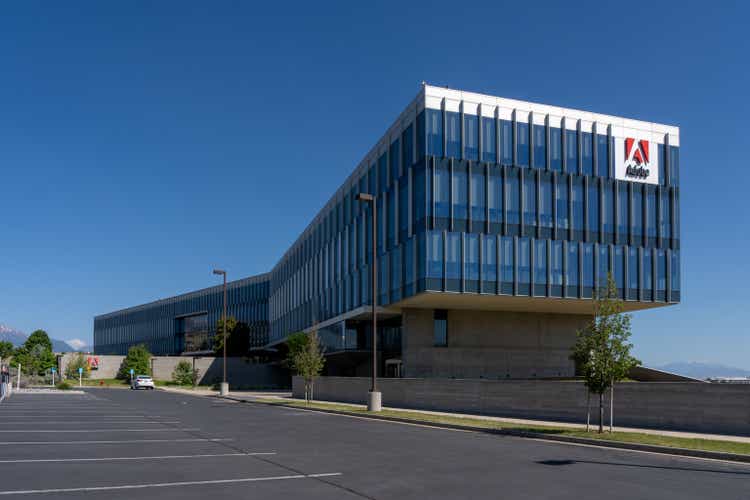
xmin=597 ymin=134 xmax=609 ymax=178
xmin=446 ymin=111 xmax=461 ymax=158
xmin=603 ymin=182 xmax=615 ymax=237
xmin=539 ymin=174 xmax=553 ymax=230
xmin=598 ymin=244 xmax=609 ymax=289
xmin=565 ymin=129 xmax=578 ymax=173
xmin=614 ymin=246 xmax=625 ymax=296
xmin=390 ymin=138 xmax=400 ymax=181
xmin=583 ymin=242 xmax=594 ymax=290
xmin=482 ymin=234 xmax=497 ymax=284
xmin=426 ymin=231 xmax=443 ymax=281
xmin=657 ymin=249 xmax=667 ymax=293
xmin=628 ymin=247 xmax=638 ymax=292
xmin=401 ymin=124 xmax=414 ymax=169
xmin=551 ymin=241 xmax=563 ymax=289
xmin=617 ymin=183 xmax=629 ymax=241
xmin=633 ymin=184 xmax=643 ymax=239
xmin=670 ymin=250 xmax=680 ymax=293
xmin=470 ymin=165 xmax=486 ymax=223
xmin=378 ymin=153 xmax=388 ymax=193
xmin=518 ymin=237 xmax=531 ymax=288
xmin=453 ymin=163 xmax=468 ymax=221
xmin=556 ymin=175 xmax=569 ymax=230
xmin=534 ymin=239 xmax=547 ymax=286
xmin=399 ymin=176 xmax=408 ymax=236
xmin=533 ymin=124 xmax=546 ymax=169
xmin=567 ymin=242 xmax=579 ymax=288
xmin=488 ymin=166 xmax=503 ymax=228
xmin=658 ymin=144 xmax=666 ymax=186
xmin=581 ymin=132 xmax=593 ymax=176
xmin=426 ymin=109 xmax=443 ymax=157
xmin=446 ymin=232 xmax=461 ymax=289
xmin=481 ymin=117 xmax=496 ymax=163
xmin=660 ymin=190 xmax=671 ymax=243
xmin=550 ymin=127 xmax=562 ymax=171
xmin=572 ymin=177 xmax=584 ymax=239
xmin=465 ymin=114 xmax=479 ymax=161
xmin=588 ymin=181 xmax=599 ymax=239
xmin=523 ymin=173 xmax=536 ymax=228
xmin=669 ymin=146 xmax=680 ymax=187
xmin=507 ymin=169 xmax=521 ymax=228
xmin=413 ymin=165 xmax=426 ymax=228
xmin=517 ymin=122 xmax=530 ymax=167
xmin=500 ymin=120 xmax=513 ymax=165
xmin=435 ymin=162 xmax=450 ymax=220
xmin=501 ymin=236 xmax=514 ymax=285
xmin=643 ymin=248 xmax=653 ymax=292
xmin=465 ymin=233 xmax=480 ymax=282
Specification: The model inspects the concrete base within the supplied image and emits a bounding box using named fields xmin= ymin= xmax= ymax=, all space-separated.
xmin=367 ymin=390 xmax=382 ymax=412
xmin=220 ymin=382 xmax=229 ymax=396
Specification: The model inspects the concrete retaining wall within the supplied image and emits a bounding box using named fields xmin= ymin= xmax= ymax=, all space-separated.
xmin=292 ymin=376 xmax=750 ymax=436
xmin=58 ymin=353 xmax=290 ymax=389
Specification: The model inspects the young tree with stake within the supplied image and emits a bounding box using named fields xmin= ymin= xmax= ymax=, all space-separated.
xmin=571 ymin=273 xmax=640 ymax=433
xmin=291 ymin=329 xmax=325 ymax=404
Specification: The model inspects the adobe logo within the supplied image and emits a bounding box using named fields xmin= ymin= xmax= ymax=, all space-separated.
xmin=624 ymin=138 xmax=650 ymax=179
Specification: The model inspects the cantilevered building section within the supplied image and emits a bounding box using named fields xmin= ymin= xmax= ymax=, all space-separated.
xmin=95 ymin=84 xmax=681 ymax=379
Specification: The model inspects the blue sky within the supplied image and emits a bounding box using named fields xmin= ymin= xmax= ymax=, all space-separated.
xmin=0 ymin=1 xmax=747 ymax=367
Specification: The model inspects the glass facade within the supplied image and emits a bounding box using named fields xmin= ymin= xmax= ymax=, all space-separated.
xmin=95 ymin=87 xmax=681 ymax=356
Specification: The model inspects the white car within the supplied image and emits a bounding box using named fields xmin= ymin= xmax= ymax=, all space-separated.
xmin=131 ymin=375 xmax=155 ymax=390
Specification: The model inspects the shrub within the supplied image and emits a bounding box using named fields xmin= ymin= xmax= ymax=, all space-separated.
xmin=65 ymin=352 xmax=90 ymax=380
xmin=117 ymin=344 xmax=152 ymax=380
xmin=172 ymin=360 xmax=198 ymax=386
xmin=56 ymin=381 xmax=73 ymax=391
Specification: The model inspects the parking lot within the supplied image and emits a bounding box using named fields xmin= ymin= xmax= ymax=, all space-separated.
xmin=0 ymin=389 xmax=747 ymax=499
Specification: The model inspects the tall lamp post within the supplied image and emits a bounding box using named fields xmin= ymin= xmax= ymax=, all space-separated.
xmin=356 ymin=193 xmax=381 ymax=412
xmin=213 ymin=269 xmax=229 ymax=396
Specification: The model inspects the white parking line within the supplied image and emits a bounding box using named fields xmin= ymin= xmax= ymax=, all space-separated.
xmin=0 ymin=473 xmax=343 ymax=495
xmin=0 ymin=421 xmax=182 ymax=425
xmin=0 ymin=428 xmax=199 ymax=433
xmin=0 ymin=438 xmax=233 ymax=445
xmin=0 ymin=452 xmax=276 ymax=463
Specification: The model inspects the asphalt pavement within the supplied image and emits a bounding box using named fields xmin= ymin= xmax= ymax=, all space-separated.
xmin=0 ymin=388 xmax=747 ymax=499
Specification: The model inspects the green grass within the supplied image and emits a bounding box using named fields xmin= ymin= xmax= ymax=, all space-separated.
xmin=249 ymin=398 xmax=750 ymax=456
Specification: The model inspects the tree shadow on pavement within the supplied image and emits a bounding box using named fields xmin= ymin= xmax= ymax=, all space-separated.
xmin=536 ymin=459 xmax=750 ymax=475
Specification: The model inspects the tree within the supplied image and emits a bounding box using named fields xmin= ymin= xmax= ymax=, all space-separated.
xmin=172 ymin=360 xmax=199 ymax=386
xmin=291 ymin=330 xmax=325 ymax=403
xmin=284 ymin=332 xmax=309 ymax=370
xmin=117 ymin=344 xmax=152 ymax=380
xmin=212 ymin=317 xmax=250 ymax=357
xmin=65 ymin=352 xmax=90 ymax=380
xmin=0 ymin=341 xmax=14 ymax=361
xmin=571 ymin=273 xmax=640 ymax=433
xmin=13 ymin=330 xmax=56 ymax=376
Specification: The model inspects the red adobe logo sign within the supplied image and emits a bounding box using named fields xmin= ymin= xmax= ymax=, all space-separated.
xmin=624 ymin=138 xmax=650 ymax=179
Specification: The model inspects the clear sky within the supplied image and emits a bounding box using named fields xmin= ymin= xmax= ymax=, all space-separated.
xmin=0 ymin=1 xmax=747 ymax=367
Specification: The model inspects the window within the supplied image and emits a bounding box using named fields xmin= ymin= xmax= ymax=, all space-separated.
xmin=670 ymin=249 xmax=680 ymax=298
xmin=581 ymin=132 xmax=593 ymax=176
xmin=470 ymin=165 xmax=486 ymax=225
xmin=446 ymin=111 xmax=460 ymax=158
xmin=617 ymin=183 xmax=629 ymax=243
xmin=389 ymin=141 xmax=400 ymax=185
xmin=583 ymin=242 xmax=594 ymax=297
xmin=533 ymin=124 xmax=546 ymax=169
xmin=500 ymin=120 xmax=513 ymax=165
xmin=551 ymin=241 xmax=563 ymax=296
xmin=588 ymin=180 xmax=599 ymax=241
xmin=426 ymin=231 xmax=443 ymax=286
xmin=413 ymin=165 xmax=426 ymax=229
xmin=540 ymin=174 xmax=553 ymax=230
xmin=387 ymin=187 xmax=396 ymax=250
xmin=501 ymin=236 xmax=514 ymax=293
xmin=603 ymin=182 xmax=615 ymax=240
xmin=565 ymin=129 xmax=578 ymax=173
xmin=632 ymin=184 xmax=643 ymax=241
xmin=566 ymin=242 xmax=579 ymax=296
xmin=628 ymin=247 xmax=638 ymax=299
xmin=391 ymin=246 xmax=402 ymax=300
xmin=378 ymin=153 xmax=388 ymax=193
xmin=434 ymin=310 xmax=448 ymax=346
xmin=416 ymin=111 xmax=425 ymax=160
xmin=465 ymin=114 xmax=479 ymax=161
xmin=597 ymin=134 xmax=609 ymax=178
xmin=426 ymin=109 xmax=443 ymax=157
xmin=435 ymin=161 xmax=450 ymax=222
xmin=518 ymin=237 xmax=531 ymax=294
xmin=550 ymin=127 xmax=562 ymax=171
xmin=482 ymin=234 xmax=497 ymax=287
xmin=572 ymin=177 xmax=584 ymax=240
xmin=488 ymin=166 xmax=503 ymax=230
xmin=660 ymin=190 xmax=671 ymax=245
xmin=398 ymin=176 xmax=408 ymax=239
xmin=597 ymin=244 xmax=609 ymax=289
xmin=534 ymin=239 xmax=547 ymax=295
xmin=517 ymin=122 xmax=530 ymax=167
xmin=556 ymin=176 xmax=569 ymax=230
xmin=523 ymin=172 xmax=536 ymax=229
xmin=465 ymin=233 xmax=479 ymax=290
xmin=658 ymin=144 xmax=666 ymax=186
xmin=446 ymin=232 xmax=461 ymax=291
xmin=656 ymin=249 xmax=667 ymax=300
xmin=481 ymin=117 xmax=496 ymax=163
xmin=401 ymin=124 xmax=414 ymax=169
xmin=643 ymin=248 xmax=653 ymax=300
xmin=453 ymin=163 xmax=468 ymax=222
xmin=614 ymin=246 xmax=625 ymax=297
xmin=506 ymin=169 xmax=521 ymax=231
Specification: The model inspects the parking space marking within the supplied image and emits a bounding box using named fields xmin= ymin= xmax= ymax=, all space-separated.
xmin=0 ymin=473 xmax=343 ymax=495
xmin=0 ymin=438 xmax=233 ymax=445
xmin=0 ymin=428 xmax=199 ymax=433
xmin=0 ymin=452 xmax=276 ymax=463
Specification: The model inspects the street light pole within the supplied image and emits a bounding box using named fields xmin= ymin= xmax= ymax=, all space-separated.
xmin=213 ymin=269 xmax=229 ymax=396
xmin=356 ymin=192 xmax=381 ymax=412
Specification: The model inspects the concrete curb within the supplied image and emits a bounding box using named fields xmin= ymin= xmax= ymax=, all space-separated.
xmin=221 ymin=395 xmax=750 ymax=465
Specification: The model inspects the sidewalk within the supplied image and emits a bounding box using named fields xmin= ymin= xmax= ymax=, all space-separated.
xmin=158 ymin=386 xmax=750 ymax=444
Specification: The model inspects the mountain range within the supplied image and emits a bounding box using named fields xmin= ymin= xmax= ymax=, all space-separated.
xmin=0 ymin=324 xmax=81 ymax=353
xmin=656 ymin=362 xmax=750 ymax=380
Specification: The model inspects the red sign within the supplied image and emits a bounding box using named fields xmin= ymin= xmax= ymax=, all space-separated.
xmin=625 ymin=138 xmax=649 ymax=165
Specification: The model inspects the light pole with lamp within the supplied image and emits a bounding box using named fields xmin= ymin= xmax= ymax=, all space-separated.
xmin=213 ymin=269 xmax=229 ymax=396
xmin=356 ymin=192 xmax=381 ymax=412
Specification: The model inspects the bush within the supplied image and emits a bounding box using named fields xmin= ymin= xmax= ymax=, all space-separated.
xmin=117 ymin=344 xmax=152 ymax=380
xmin=65 ymin=353 xmax=90 ymax=380
xmin=172 ymin=360 xmax=198 ymax=386
xmin=56 ymin=381 xmax=73 ymax=390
